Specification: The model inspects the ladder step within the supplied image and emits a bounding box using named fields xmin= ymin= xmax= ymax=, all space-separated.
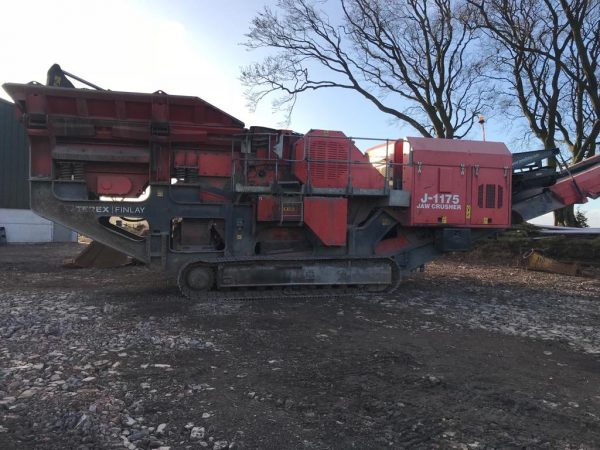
xmin=280 ymin=198 xmax=304 ymax=223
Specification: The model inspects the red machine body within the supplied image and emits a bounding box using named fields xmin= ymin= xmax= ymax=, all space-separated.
xmin=401 ymin=138 xmax=512 ymax=228
xmin=4 ymin=67 xmax=600 ymax=299
xmin=303 ymin=197 xmax=348 ymax=246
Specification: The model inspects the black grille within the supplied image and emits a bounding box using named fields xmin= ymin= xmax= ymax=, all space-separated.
xmin=485 ymin=184 xmax=496 ymax=208
xmin=497 ymin=185 xmax=503 ymax=208
xmin=478 ymin=184 xmax=504 ymax=209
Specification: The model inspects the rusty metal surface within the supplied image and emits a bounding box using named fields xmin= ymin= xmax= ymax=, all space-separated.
xmin=523 ymin=249 xmax=580 ymax=276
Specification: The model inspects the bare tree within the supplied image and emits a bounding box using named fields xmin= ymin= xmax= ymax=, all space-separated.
xmin=242 ymin=0 xmax=493 ymax=138
xmin=557 ymin=0 xmax=600 ymax=162
xmin=468 ymin=0 xmax=600 ymax=226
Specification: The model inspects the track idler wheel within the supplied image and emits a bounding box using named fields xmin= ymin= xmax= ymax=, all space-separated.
xmin=178 ymin=264 xmax=215 ymax=299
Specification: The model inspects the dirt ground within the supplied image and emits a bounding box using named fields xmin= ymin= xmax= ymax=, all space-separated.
xmin=1 ymin=243 xmax=599 ymax=450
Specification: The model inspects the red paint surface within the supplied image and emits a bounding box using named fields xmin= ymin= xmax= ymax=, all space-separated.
xmin=294 ymin=130 xmax=385 ymax=189
xmin=375 ymin=235 xmax=409 ymax=256
xmin=96 ymin=175 xmax=133 ymax=195
xmin=30 ymin=136 xmax=52 ymax=178
xmin=85 ymin=166 xmax=148 ymax=198
xmin=198 ymin=153 xmax=231 ymax=177
xmin=303 ymin=197 xmax=347 ymax=246
xmin=4 ymin=83 xmax=246 ymax=198
xmin=5 ymin=83 xmax=245 ymax=128
xmin=550 ymin=154 xmax=600 ymax=205
xmin=257 ymin=196 xmax=279 ymax=222
xmin=402 ymin=137 xmax=512 ymax=228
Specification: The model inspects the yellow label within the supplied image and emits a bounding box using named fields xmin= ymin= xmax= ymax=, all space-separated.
xmin=156 ymin=189 xmax=164 ymax=198
xmin=466 ymin=204 xmax=471 ymax=219
xmin=483 ymin=217 xmax=489 ymax=224
xmin=441 ymin=216 xmax=447 ymax=224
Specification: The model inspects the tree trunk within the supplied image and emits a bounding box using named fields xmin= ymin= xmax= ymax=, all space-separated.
xmin=554 ymin=204 xmax=579 ymax=227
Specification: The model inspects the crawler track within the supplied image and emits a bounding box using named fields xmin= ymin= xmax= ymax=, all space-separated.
xmin=177 ymin=257 xmax=402 ymax=301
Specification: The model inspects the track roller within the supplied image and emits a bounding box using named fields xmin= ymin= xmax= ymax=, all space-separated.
xmin=178 ymin=263 xmax=215 ymax=299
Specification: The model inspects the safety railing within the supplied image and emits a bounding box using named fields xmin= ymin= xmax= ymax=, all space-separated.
xmin=230 ymin=132 xmax=404 ymax=195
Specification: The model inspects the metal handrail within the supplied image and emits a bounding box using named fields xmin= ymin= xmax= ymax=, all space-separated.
xmin=229 ymin=132 xmax=404 ymax=192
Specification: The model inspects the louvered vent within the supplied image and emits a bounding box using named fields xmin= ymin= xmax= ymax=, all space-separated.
xmin=310 ymin=140 xmax=348 ymax=185
xmin=312 ymin=141 xmax=327 ymax=179
xmin=478 ymin=184 xmax=504 ymax=209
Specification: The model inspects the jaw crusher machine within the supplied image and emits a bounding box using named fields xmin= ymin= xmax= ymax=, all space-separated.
xmin=3 ymin=68 xmax=600 ymax=299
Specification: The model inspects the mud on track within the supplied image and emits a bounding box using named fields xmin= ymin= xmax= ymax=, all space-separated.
xmin=1 ymin=243 xmax=599 ymax=449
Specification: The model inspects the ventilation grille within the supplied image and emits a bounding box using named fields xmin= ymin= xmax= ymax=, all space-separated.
xmin=497 ymin=186 xmax=503 ymax=209
xmin=310 ymin=140 xmax=348 ymax=184
xmin=485 ymin=184 xmax=496 ymax=208
xmin=478 ymin=184 xmax=504 ymax=209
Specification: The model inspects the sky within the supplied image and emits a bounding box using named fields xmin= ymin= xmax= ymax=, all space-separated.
xmin=0 ymin=0 xmax=598 ymax=226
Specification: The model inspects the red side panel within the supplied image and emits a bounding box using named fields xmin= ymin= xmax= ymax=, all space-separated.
xmin=257 ymin=196 xmax=279 ymax=221
xmin=30 ymin=136 xmax=52 ymax=178
xmin=403 ymin=137 xmax=512 ymax=228
xmin=198 ymin=153 xmax=231 ymax=177
xmin=469 ymin=167 xmax=511 ymax=226
xmin=303 ymin=197 xmax=347 ymax=246
xmin=412 ymin=163 xmax=467 ymax=225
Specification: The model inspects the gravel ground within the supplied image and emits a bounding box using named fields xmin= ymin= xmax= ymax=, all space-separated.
xmin=0 ymin=243 xmax=599 ymax=450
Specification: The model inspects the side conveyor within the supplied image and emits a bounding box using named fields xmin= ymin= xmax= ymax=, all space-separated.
xmin=512 ymin=153 xmax=600 ymax=221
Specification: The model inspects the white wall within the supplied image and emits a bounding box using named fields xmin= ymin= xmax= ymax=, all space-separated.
xmin=0 ymin=208 xmax=77 ymax=243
